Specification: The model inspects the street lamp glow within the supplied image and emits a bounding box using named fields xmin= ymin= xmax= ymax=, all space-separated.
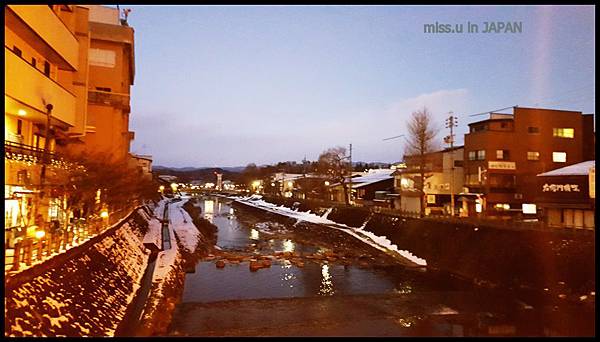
xmin=287 ymin=181 xmax=293 ymax=187
xmin=18 ymin=109 xmax=27 ymax=116
xmin=324 ymin=181 xmax=330 ymax=186
xmin=100 ymin=210 xmax=109 ymax=218
xmin=35 ymin=230 xmax=45 ymax=239
xmin=170 ymin=183 xmax=178 ymax=191
xmin=159 ymin=185 xmax=165 ymax=192
xmin=252 ymin=180 xmax=261 ymax=188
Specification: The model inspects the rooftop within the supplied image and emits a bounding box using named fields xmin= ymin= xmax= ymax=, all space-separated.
xmin=537 ymin=160 xmax=595 ymax=177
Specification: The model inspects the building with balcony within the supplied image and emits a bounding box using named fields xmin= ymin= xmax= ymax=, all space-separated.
xmin=393 ymin=147 xmax=465 ymax=215
xmin=463 ymin=106 xmax=595 ymax=218
xmin=68 ymin=5 xmax=136 ymax=162
xmin=4 ymin=5 xmax=90 ymax=244
xmin=4 ymin=5 xmax=139 ymax=248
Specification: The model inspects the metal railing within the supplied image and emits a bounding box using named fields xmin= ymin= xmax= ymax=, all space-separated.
xmin=88 ymin=89 xmax=131 ymax=111
xmin=5 ymin=207 xmax=134 ymax=274
xmin=5 ymin=140 xmax=56 ymax=164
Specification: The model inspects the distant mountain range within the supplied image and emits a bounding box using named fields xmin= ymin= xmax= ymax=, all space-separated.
xmin=153 ymin=165 xmax=246 ymax=173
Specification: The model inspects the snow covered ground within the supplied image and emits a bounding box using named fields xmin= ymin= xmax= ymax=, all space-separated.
xmin=168 ymin=197 xmax=201 ymax=253
xmin=234 ymin=195 xmax=427 ymax=266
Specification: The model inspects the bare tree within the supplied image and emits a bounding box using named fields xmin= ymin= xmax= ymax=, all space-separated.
xmin=404 ymin=107 xmax=439 ymax=217
xmin=47 ymin=151 xmax=159 ymax=232
xmin=317 ymin=146 xmax=351 ymax=204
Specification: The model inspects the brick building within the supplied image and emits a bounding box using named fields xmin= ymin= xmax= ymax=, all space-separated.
xmin=463 ymin=106 xmax=595 ymax=217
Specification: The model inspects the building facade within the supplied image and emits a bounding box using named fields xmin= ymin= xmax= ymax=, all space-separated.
xmin=463 ymin=107 xmax=594 ymax=218
xmin=4 ymin=5 xmax=137 ymax=246
xmin=68 ymin=5 xmax=135 ymax=161
xmin=536 ymin=160 xmax=595 ymax=229
xmin=393 ymin=147 xmax=465 ymax=215
xmin=5 ymin=5 xmax=89 ymax=243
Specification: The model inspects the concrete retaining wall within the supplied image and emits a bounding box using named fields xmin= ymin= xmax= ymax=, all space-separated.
xmin=257 ymin=195 xmax=595 ymax=296
xmin=4 ymin=207 xmax=153 ymax=337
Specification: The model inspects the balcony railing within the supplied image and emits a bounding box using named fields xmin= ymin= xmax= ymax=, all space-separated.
xmin=88 ymin=89 xmax=131 ymax=112
xmin=4 ymin=140 xmax=55 ymax=164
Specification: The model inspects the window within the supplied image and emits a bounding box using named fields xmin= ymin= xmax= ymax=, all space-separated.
xmin=496 ymin=150 xmax=509 ymax=160
xmin=528 ymin=127 xmax=540 ymax=134
xmin=476 ymin=150 xmax=486 ymax=160
xmin=89 ymin=48 xmax=116 ymax=68
xmin=527 ymin=151 xmax=540 ymax=161
xmin=13 ymin=46 xmax=22 ymax=57
xmin=552 ymin=152 xmax=567 ymax=163
xmin=44 ymin=61 xmax=51 ymax=77
xmin=454 ymin=160 xmax=463 ymax=167
xmin=470 ymin=124 xmax=487 ymax=133
xmin=500 ymin=122 xmax=508 ymax=128
xmin=31 ymin=57 xmax=36 ymax=68
xmin=95 ymin=87 xmax=111 ymax=92
xmin=468 ymin=151 xmax=476 ymax=160
xmin=553 ymin=128 xmax=574 ymax=138
xmin=17 ymin=119 xmax=22 ymax=135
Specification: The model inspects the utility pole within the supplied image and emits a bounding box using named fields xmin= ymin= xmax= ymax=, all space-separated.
xmin=445 ymin=112 xmax=458 ymax=216
xmin=348 ymin=143 xmax=352 ymax=205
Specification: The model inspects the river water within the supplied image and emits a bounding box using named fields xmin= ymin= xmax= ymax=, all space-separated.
xmin=168 ymin=195 xmax=594 ymax=337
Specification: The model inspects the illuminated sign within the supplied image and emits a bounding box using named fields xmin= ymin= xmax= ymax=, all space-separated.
xmin=488 ymin=161 xmax=516 ymax=170
xmin=542 ymin=183 xmax=580 ymax=192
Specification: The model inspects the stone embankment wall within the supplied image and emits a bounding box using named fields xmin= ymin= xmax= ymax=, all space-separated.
xmin=4 ymin=207 xmax=155 ymax=337
xmin=258 ymin=195 xmax=595 ymax=297
xmin=137 ymin=198 xmax=218 ymax=336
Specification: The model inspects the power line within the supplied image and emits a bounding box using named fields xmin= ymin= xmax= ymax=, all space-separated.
xmin=382 ymin=134 xmax=405 ymax=141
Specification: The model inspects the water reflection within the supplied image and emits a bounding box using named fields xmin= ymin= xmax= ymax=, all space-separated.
xmin=204 ymin=200 xmax=214 ymax=222
xmin=319 ymin=264 xmax=334 ymax=296
xmin=282 ymin=239 xmax=295 ymax=252
xmin=281 ymin=260 xmax=295 ymax=289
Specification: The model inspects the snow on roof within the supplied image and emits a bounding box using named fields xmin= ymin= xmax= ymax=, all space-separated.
xmin=537 ymin=160 xmax=595 ymax=177
xmin=350 ymin=169 xmax=394 ymax=188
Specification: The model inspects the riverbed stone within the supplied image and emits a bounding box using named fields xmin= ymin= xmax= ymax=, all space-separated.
xmin=249 ymin=261 xmax=263 ymax=272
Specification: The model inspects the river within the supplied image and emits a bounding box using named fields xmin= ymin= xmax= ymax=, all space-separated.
xmin=167 ymin=195 xmax=594 ymax=336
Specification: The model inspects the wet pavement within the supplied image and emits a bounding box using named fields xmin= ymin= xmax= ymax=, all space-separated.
xmin=167 ymin=195 xmax=595 ymax=337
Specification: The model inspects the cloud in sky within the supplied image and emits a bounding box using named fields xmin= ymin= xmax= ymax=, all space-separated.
xmin=132 ymin=88 xmax=470 ymax=167
xmin=304 ymin=88 xmax=471 ymax=163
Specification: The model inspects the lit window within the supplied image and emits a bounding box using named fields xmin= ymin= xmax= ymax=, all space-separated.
xmin=496 ymin=150 xmax=509 ymax=160
xmin=477 ymin=150 xmax=486 ymax=160
xmin=553 ymin=128 xmax=574 ymax=138
xmin=527 ymin=151 xmax=540 ymax=161
xmin=468 ymin=151 xmax=476 ymax=161
xmin=552 ymin=152 xmax=567 ymax=163
xmin=522 ymin=204 xmax=537 ymax=214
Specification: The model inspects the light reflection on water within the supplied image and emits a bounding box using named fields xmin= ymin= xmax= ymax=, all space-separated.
xmin=203 ymin=200 xmax=214 ymax=223
xmin=182 ymin=261 xmax=398 ymax=303
xmin=319 ymin=264 xmax=334 ymax=296
xmin=282 ymin=239 xmax=295 ymax=252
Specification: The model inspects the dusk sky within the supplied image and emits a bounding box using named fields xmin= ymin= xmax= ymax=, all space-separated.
xmin=123 ymin=5 xmax=595 ymax=167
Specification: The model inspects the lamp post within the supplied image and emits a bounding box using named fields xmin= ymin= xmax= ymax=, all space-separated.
xmin=33 ymin=103 xmax=53 ymax=241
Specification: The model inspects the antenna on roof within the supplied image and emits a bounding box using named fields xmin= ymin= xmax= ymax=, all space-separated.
xmin=468 ymin=105 xmax=518 ymax=117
